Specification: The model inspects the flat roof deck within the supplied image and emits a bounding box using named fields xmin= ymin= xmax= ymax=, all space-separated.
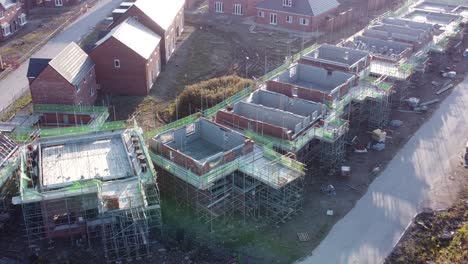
xmin=239 ymin=146 xmax=304 ymax=189
xmin=404 ymin=10 xmax=460 ymax=25
xmin=276 ymin=63 xmax=355 ymax=94
xmin=414 ymin=1 xmax=460 ymax=13
xmin=302 ymin=44 xmax=369 ymax=67
xmin=381 ymin=17 xmax=434 ymax=31
xmin=41 ymin=134 xmax=133 ymax=189
xmin=351 ymin=35 xmax=413 ymax=58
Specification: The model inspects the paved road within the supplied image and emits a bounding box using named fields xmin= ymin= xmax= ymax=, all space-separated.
xmin=0 ymin=0 xmax=121 ymax=110
xmin=298 ymin=76 xmax=468 ymax=264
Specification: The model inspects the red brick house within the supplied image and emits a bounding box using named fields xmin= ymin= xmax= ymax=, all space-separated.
xmin=22 ymin=0 xmax=80 ymax=10
xmin=111 ymin=0 xmax=184 ymax=65
xmin=255 ymin=0 xmax=339 ymax=32
xmin=27 ymin=42 xmax=97 ymax=106
xmin=0 ymin=0 xmax=26 ymax=41
xmin=209 ymin=0 xmax=343 ymax=32
xmin=209 ymin=0 xmax=264 ymax=16
xmin=90 ymin=17 xmax=161 ymax=96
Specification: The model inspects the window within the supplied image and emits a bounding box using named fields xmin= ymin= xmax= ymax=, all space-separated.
xmin=215 ymin=2 xmax=224 ymax=13
xmin=234 ymin=4 xmax=242 ymax=15
xmin=258 ymin=11 xmax=264 ymax=17
xmin=299 ymin=18 xmax=309 ymax=25
xmin=286 ymin=15 xmax=293 ymax=23
xmin=90 ymin=86 xmax=95 ymax=96
xmin=0 ymin=11 xmax=4 ymax=18
xmin=292 ymin=88 xmax=298 ymax=97
xmin=283 ymin=0 xmax=292 ymax=7
xmin=2 ymin=24 xmax=11 ymax=37
xmin=270 ymin=13 xmax=277 ymax=25
xmin=289 ymin=66 xmax=297 ymax=78
xmin=19 ymin=13 xmax=27 ymax=26
xmin=55 ymin=0 xmax=63 ymax=7
xmin=114 ymin=59 xmax=120 ymax=69
xmin=186 ymin=123 xmax=195 ymax=135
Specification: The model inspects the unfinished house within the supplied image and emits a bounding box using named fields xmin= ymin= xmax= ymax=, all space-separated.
xmin=300 ymin=44 xmax=371 ymax=77
xmin=216 ymin=89 xmax=324 ymax=144
xmin=13 ymin=129 xmax=162 ymax=262
xmin=364 ymin=21 xmax=434 ymax=49
xmin=0 ymin=133 xmax=18 ymax=212
xmin=405 ymin=10 xmax=460 ymax=25
xmin=150 ymin=118 xmax=305 ymax=226
xmin=347 ymin=35 xmax=413 ymax=79
xmin=413 ymin=1 xmax=468 ymax=16
xmin=266 ymin=63 xmax=357 ymax=103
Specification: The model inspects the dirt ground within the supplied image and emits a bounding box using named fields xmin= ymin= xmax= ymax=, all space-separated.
xmin=385 ymin=179 xmax=467 ymax=264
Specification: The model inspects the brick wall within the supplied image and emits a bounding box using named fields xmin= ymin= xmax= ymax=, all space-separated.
xmin=265 ymin=80 xmax=333 ymax=102
xmin=0 ymin=3 xmax=25 ymax=41
xmin=323 ymin=8 xmax=356 ymax=33
xmin=43 ymin=0 xmax=79 ymax=8
xmin=209 ymin=0 xmax=262 ymax=16
xmin=39 ymin=113 xmax=93 ymax=126
xmin=30 ymin=65 xmax=97 ymax=106
xmin=90 ymin=36 xmax=161 ymax=96
xmin=215 ymin=110 xmax=290 ymax=140
xmin=367 ymin=0 xmax=387 ymax=12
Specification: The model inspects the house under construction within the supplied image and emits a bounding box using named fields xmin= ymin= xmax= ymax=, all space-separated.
xmin=150 ymin=118 xmax=305 ymax=227
xmin=13 ymin=128 xmax=162 ymax=263
xmin=0 ymin=133 xmax=19 ymax=211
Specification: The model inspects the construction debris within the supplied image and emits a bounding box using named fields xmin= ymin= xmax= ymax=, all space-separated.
xmin=390 ymin=120 xmax=403 ymax=128
xmin=341 ymin=166 xmax=351 ymax=177
xmin=406 ymin=97 xmax=420 ymax=108
xmin=372 ymin=129 xmax=387 ymax=143
xmin=297 ymin=232 xmax=311 ymax=242
xmin=372 ymin=143 xmax=386 ymax=152
xmin=419 ymin=99 xmax=440 ymax=107
xmin=436 ymin=83 xmax=454 ymax=95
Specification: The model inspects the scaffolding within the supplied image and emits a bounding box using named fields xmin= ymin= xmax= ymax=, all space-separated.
xmin=319 ymin=134 xmax=346 ymax=174
xmin=150 ymin=130 xmax=306 ymax=230
xmin=15 ymin=128 xmax=162 ymax=263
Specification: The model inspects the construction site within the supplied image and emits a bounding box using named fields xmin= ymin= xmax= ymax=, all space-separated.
xmin=0 ymin=0 xmax=467 ymax=263
xmin=7 ymin=123 xmax=162 ymax=262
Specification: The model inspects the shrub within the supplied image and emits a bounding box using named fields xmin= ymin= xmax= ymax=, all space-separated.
xmin=173 ymin=75 xmax=253 ymax=118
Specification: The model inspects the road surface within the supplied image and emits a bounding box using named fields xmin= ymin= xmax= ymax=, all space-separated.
xmin=298 ymin=76 xmax=468 ymax=264
xmin=0 ymin=0 xmax=121 ymax=110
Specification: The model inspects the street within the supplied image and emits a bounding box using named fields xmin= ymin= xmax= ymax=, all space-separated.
xmin=297 ymin=76 xmax=468 ymax=264
xmin=0 ymin=0 xmax=121 ymax=110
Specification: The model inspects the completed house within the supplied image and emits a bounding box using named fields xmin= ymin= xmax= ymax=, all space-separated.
xmin=22 ymin=0 xmax=81 ymax=10
xmin=91 ymin=17 xmax=161 ymax=96
xmin=111 ymin=0 xmax=185 ymax=65
xmin=256 ymin=0 xmax=340 ymax=32
xmin=27 ymin=42 xmax=97 ymax=106
xmin=209 ymin=0 xmax=341 ymax=32
xmin=209 ymin=0 xmax=264 ymax=16
xmin=0 ymin=0 xmax=26 ymax=41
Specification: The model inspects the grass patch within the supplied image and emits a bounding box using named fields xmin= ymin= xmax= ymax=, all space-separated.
xmin=1 ymin=91 xmax=32 ymax=122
